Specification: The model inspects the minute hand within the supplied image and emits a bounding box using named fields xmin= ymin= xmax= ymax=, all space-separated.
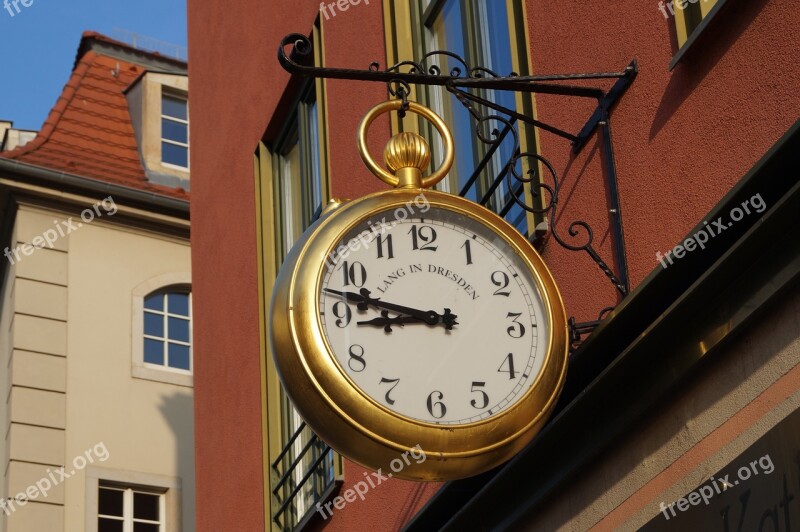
xmin=323 ymin=288 xmax=457 ymax=329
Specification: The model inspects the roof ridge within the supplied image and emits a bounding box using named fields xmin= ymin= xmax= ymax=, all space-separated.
xmin=76 ymin=31 xmax=187 ymax=70
xmin=1 ymin=51 xmax=97 ymax=160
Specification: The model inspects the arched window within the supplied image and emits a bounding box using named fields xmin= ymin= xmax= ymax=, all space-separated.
xmin=143 ymin=290 xmax=192 ymax=372
xmin=132 ymin=273 xmax=192 ymax=387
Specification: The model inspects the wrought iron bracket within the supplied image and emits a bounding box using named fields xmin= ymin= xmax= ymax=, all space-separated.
xmin=278 ymin=34 xmax=638 ymax=347
xmin=568 ymin=308 xmax=615 ymax=352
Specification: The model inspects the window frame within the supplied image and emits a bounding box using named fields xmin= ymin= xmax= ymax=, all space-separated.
xmin=85 ymin=467 xmax=182 ymax=532
xmin=98 ymin=484 xmax=166 ymax=532
xmin=271 ymin=79 xmax=328 ymax=264
xmin=142 ymin=291 xmax=193 ymax=374
xmin=131 ymin=273 xmax=193 ymax=387
xmin=160 ymin=91 xmax=190 ymax=171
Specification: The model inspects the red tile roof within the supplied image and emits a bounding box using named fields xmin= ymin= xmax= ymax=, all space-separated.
xmin=0 ymin=32 xmax=188 ymax=200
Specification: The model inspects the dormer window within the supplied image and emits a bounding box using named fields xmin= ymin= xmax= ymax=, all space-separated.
xmin=124 ymin=72 xmax=190 ymax=189
xmin=161 ymin=93 xmax=189 ymax=168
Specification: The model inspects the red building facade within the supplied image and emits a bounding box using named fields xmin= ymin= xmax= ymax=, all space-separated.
xmin=188 ymin=1 xmax=800 ymax=530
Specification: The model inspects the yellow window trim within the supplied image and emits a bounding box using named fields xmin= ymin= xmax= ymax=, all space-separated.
xmin=505 ymin=0 xmax=545 ymax=228
xmin=699 ymin=0 xmax=718 ymax=18
xmin=254 ymin=141 xmax=283 ymax=532
xmin=674 ymin=0 xmax=719 ymax=48
xmin=674 ymin=2 xmax=690 ymax=46
xmin=382 ymin=0 xmax=421 ymax=136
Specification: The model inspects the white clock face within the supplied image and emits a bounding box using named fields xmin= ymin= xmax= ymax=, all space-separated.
xmin=319 ymin=206 xmax=549 ymax=425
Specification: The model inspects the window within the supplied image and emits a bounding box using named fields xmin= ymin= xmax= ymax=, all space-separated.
xmin=161 ymin=94 xmax=189 ymax=169
xmin=386 ymin=0 xmax=540 ymax=238
xmin=270 ymin=76 xmax=338 ymax=530
xmin=98 ymin=484 xmax=165 ymax=532
xmin=143 ymin=291 xmax=192 ymax=372
xmin=132 ymin=274 xmax=193 ymax=387
xmin=272 ymin=80 xmax=327 ymax=262
xmin=86 ymin=467 xmax=181 ymax=532
xmin=255 ymin=25 xmax=342 ymax=531
xmin=124 ymin=73 xmax=189 ymax=185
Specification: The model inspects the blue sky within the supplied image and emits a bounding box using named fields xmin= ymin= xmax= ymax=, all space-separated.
xmin=0 ymin=0 xmax=187 ymax=131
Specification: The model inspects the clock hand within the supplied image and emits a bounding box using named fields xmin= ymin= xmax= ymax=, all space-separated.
xmin=323 ymin=288 xmax=458 ymax=329
xmin=356 ymin=311 xmax=424 ymax=333
xmin=323 ymin=287 xmax=435 ymax=323
xmin=322 ymin=287 xmax=372 ymax=311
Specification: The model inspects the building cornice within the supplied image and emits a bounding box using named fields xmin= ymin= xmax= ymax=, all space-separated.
xmin=0 ymin=157 xmax=189 ymax=219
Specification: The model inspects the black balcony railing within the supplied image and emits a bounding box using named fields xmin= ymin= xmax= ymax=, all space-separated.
xmin=271 ymin=420 xmax=339 ymax=531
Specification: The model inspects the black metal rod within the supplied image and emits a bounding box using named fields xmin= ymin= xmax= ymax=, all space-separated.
xmin=572 ymin=60 xmax=638 ymax=153
xmin=279 ymin=34 xmax=632 ymax=90
xmin=450 ymin=78 xmax=604 ymax=99
xmin=449 ymin=88 xmax=580 ymax=142
xmin=271 ymin=420 xmax=306 ymax=469
xmin=272 ymin=432 xmax=319 ymax=496
xmin=273 ymin=444 xmax=333 ymax=521
xmin=599 ymin=112 xmax=630 ymax=295
xmin=458 ymin=121 xmax=515 ymax=198
xmin=499 ymin=181 xmax=525 ymax=219
xmin=479 ymin=159 xmax=513 ymax=207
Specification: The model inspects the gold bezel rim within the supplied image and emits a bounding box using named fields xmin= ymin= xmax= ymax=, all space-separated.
xmin=281 ymin=188 xmax=568 ymax=460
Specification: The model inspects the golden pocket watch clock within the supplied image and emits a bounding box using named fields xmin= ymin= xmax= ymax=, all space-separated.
xmin=270 ymin=100 xmax=568 ymax=481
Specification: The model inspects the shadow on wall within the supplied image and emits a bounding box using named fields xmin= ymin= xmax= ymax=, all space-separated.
xmin=649 ymin=0 xmax=770 ymax=140
xmin=159 ymin=391 xmax=196 ymax=531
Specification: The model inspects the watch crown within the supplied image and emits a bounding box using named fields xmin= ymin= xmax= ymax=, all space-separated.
xmin=383 ymin=132 xmax=431 ymax=187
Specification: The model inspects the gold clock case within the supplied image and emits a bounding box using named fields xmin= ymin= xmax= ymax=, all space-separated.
xmin=270 ymin=187 xmax=569 ymax=481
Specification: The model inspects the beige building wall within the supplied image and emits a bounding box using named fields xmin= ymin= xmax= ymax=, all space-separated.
xmin=0 ymin=237 xmax=16 ymax=532
xmin=1 ymin=203 xmax=193 ymax=532
xmin=2 ymin=207 xmax=69 ymax=532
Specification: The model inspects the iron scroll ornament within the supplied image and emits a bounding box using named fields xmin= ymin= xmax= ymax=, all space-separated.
xmin=278 ymin=33 xmax=637 ymax=349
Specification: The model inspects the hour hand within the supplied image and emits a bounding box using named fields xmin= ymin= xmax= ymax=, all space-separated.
xmin=357 ymin=310 xmax=458 ymax=333
xmin=356 ymin=311 xmax=422 ymax=333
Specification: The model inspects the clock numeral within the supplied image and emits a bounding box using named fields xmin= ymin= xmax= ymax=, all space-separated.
xmin=491 ymin=271 xmax=511 ymax=297
xmin=426 ymin=390 xmax=447 ymax=419
xmin=506 ymin=312 xmax=526 ymax=338
xmin=379 ymin=377 xmax=400 ymax=405
xmin=348 ymin=344 xmax=366 ymax=372
xmin=332 ymin=302 xmax=352 ymax=328
xmin=409 ymin=225 xmax=438 ymax=252
xmin=461 ymin=240 xmax=473 ymax=265
xmin=376 ymin=233 xmax=394 ymax=260
xmin=339 ymin=260 xmax=367 ymax=287
xmin=498 ymin=353 xmax=517 ymax=380
xmin=470 ymin=381 xmax=489 ymax=409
